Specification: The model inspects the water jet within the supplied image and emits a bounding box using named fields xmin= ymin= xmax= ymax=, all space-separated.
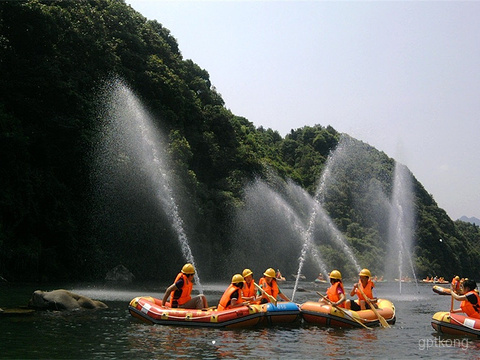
xmin=93 ymin=78 xmax=203 ymax=291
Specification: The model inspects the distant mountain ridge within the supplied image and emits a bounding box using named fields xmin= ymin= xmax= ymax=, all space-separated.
xmin=459 ymin=216 xmax=480 ymax=226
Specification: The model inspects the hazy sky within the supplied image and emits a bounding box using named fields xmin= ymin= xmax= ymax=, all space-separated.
xmin=127 ymin=0 xmax=479 ymax=220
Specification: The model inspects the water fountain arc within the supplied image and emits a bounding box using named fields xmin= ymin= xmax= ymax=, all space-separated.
xmin=95 ymin=78 xmax=204 ymax=292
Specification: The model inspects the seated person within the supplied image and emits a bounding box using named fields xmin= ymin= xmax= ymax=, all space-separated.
xmin=451 ymin=279 xmax=480 ymax=319
xmin=350 ymin=268 xmax=377 ymax=311
xmin=319 ymin=270 xmax=346 ymax=308
xmin=258 ymin=268 xmax=290 ymax=303
xmin=217 ymin=274 xmax=247 ymax=311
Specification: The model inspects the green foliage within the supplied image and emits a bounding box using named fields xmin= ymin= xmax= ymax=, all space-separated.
xmin=0 ymin=0 xmax=477 ymax=282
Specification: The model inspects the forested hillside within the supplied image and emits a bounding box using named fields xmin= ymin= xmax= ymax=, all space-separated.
xmin=1 ymin=0 xmax=479 ymax=282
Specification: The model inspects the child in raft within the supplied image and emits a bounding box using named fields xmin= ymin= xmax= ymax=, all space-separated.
xmin=319 ymin=270 xmax=346 ymax=308
xmin=451 ymin=279 xmax=480 ymax=319
xmin=349 ymin=268 xmax=378 ymax=311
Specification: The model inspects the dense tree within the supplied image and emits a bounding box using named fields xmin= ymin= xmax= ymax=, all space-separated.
xmin=0 ymin=0 xmax=477 ymax=282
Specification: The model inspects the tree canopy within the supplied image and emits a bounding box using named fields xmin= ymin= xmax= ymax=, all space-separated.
xmin=1 ymin=0 xmax=478 ymax=282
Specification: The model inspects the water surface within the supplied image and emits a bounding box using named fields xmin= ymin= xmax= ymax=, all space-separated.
xmin=1 ymin=281 xmax=478 ymax=359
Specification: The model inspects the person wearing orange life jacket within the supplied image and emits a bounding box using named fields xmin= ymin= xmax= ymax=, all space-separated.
xmin=451 ymin=279 xmax=480 ymax=319
xmin=451 ymin=275 xmax=461 ymax=294
xmin=217 ymin=274 xmax=248 ymax=311
xmin=241 ymin=269 xmax=261 ymax=303
xmin=349 ymin=268 xmax=377 ymax=311
xmin=258 ymin=268 xmax=290 ymax=304
xmin=319 ymin=269 xmax=346 ymax=308
xmin=162 ymin=263 xmax=208 ymax=309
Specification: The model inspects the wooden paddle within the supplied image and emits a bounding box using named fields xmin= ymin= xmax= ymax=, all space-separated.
xmin=450 ymin=285 xmax=455 ymax=312
xmin=357 ymin=283 xmax=390 ymax=328
xmin=254 ymin=283 xmax=277 ymax=305
xmin=316 ymin=291 xmax=371 ymax=330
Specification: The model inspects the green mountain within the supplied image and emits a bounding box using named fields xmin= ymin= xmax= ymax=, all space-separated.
xmin=1 ymin=0 xmax=479 ymax=282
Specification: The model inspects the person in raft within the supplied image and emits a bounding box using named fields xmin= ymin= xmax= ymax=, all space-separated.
xmin=217 ymin=274 xmax=249 ymax=311
xmin=319 ymin=270 xmax=346 ymax=308
xmin=451 ymin=279 xmax=480 ymax=319
xmin=349 ymin=268 xmax=377 ymax=310
xmin=162 ymin=263 xmax=208 ymax=309
xmin=451 ymin=275 xmax=461 ymax=294
xmin=258 ymin=268 xmax=290 ymax=304
xmin=242 ymin=268 xmax=260 ymax=303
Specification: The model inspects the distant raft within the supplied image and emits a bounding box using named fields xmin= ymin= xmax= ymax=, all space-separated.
xmin=432 ymin=311 xmax=480 ymax=337
xmin=128 ymin=297 xmax=300 ymax=328
xmin=300 ymin=299 xmax=396 ymax=328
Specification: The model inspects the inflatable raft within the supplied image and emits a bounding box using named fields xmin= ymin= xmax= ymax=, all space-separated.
xmin=432 ymin=285 xmax=451 ymax=296
xmin=263 ymin=301 xmax=301 ymax=325
xmin=129 ymin=296 xmax=264 ymax=328
xmin=300 ymin=299 xmax=396 ymax=328
xmin=129 ymin=297 xmax=300 ymax=328
xmin=431 ymin=311 xmax=480 ymax=337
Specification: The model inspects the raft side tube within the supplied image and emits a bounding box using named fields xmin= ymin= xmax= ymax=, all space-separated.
xmin=128 ymin=296 xmax=265 ymax=328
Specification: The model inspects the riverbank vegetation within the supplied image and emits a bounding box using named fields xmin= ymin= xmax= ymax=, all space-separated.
xmin=1 ymin=0 xmax=479 ymax=282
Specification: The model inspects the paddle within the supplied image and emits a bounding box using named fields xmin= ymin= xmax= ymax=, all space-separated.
xmin=254 ymin=283 xmax=277 ymax=305
xmin=450 ymin=285 xmax=455 ymax=312
xmin=316 ymin=291 xmax=371 ymax=330
xmin=357 ymin=283 xmax=390 ymax=328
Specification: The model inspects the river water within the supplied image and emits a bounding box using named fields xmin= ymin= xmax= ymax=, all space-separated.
xmin=1 ymin=281 xmax=479 ymax=359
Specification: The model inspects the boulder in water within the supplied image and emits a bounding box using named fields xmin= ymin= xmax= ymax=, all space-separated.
xmin=105 ymin=264 xmax=135 ymax=282
xmin=28 ymin=289 xmax=108 ymax=310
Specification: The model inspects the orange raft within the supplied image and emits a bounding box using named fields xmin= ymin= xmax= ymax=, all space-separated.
xmin=431 ymin=312 xmax=480 ymax=337
xmin=129 ymin=296 xmax=264 ymax=328
xmin=300 ymin=299 xmax=396 ymax=328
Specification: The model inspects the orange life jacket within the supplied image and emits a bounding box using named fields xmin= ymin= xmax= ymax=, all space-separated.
xmin=168 ymin=272 xmax=192 ymax=307
xmin=452 ymin=278 xmax=460 ymax=292
xmin=461 ymin=290 xmax=480 ymax=319
xmin=326 ymin=281 xmax=346 ymax=308
xmin=259 ymin=277 xmax=279 ymax=301
xmin=356 ymin=280 xmax=375 ymax=300
xmin=217 ymin=284 xmax=243 ymax=311
xmin=243 ymin=280 xmax=256 ymax=298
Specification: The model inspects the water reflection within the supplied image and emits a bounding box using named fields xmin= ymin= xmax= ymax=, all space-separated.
xmin=3 ymin=282 xmax=480 ymax=359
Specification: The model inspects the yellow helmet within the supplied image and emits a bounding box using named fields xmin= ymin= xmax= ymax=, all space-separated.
xmin=264 ymin=268 xmax=276 ymax=278
xmin=232 ymin=274 xmax=245 ymax=284
xmin=455 ymin=276 xmax=460 ymax=280
xmin=359 ymin=268 xmax=371 ymax=278
xmin=242 ymin=268 xmax=253 ymax=278
xmin=181 ymin=263 xmax=195 ymax=275
xmin=329 ymin=270 xmax=342 ymax=280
